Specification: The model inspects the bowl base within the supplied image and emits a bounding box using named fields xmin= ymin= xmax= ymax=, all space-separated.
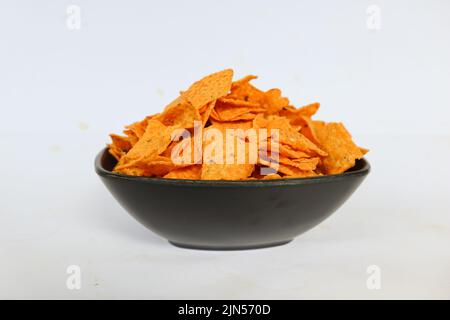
xmin=168 ymin=240 xmax=292 ymax=251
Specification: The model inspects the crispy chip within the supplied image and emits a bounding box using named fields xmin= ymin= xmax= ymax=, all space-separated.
xmin=116 ymin=156 xmax=178 ymax=177
xmin=262 ymin=173 xmax=282 ymax=180
xmin=261 ymin=116 xmax=327 ymax=157
xmin=125 ymin=117 xmax=152 ymax=139
xmin=284 ymin=170 xmax=318 ymax=178
xmin=163 ymin=165 xmax=202 ymax=180
xmin=280 ymin=102 xmax=320 ymax=122
xmin=258 ymin=155 xmax=319 ymax=174
xmin=280 ymin=156 xmax=319 ymax=171
xmin=115 ymin=120 xmax=173 ymax=169
xmin=226 ymin=75 xmax=267 ymax=108
xmin=109 ymin=134 xmax=132 ymax=151
xmin=263 ymin=88 xmax=289 ymax=114
xmin=212 ymin=105 xmax=262 ymax=122
xmin=108 ymin=69 xmax=368 ymax=180
xmin=297 ymin=103 xmax=320 ymax=117
xmin=200 ymin=126 xmax=254 ymax=180
xmin=155 ymin=97 xmax=201 ymax=128
xmin=181 ymin=69 xmax=233 ymax=109
xmin=313 ymin=122 xmax=365 ymax=174
xmin=211 ymin=98 xmax=265 ymax=122
xmin=200 ymin=100 xmax=216 ymax=127
xmin=201 ymin=162 xmax=254 ymax=180
xmin=108 ymin=145 xmax=125 ymax=161
xmin=278 ymin=144 xmax=310 ymax=159
xmin=209 ymin=119 xmax=253 ymax=130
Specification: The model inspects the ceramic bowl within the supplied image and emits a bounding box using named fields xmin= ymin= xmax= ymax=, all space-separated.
xmin=95 ymin=148 xmax=370 ymax=250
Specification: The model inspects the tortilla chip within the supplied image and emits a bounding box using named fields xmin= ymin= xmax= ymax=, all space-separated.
xmin=262 ymin=116 xmax=327 ymax=157
xmin=125 ymin=117 xmax=152 ymax=138
xmin=163 ymin=165 xmax=202 ymax=179
xmin=115 ymin=120 xmax=173 ymax=169
xmin=227 ymin=75 xmax=265 ymax=105
xmin=201 ymin=126 xmax=254 ymax=180
xmin=181 ymin=69 xmax=233 ymax=109
xmin=107 ymin=69 xmax=368 ymax=180
xmin=211 ymin=98 xmax=265 ymax=122
xmin=201 ymin=162 xmax=254 ymax=180
xmin=313 ymin=122 xmax=365 ymax=174
xmin=262 ymin=173 xmax=282 ymax=180
xmin=200 ymin=100 xmax=216 ymax=127
xmin=264 ymin=88 xmax=289 ymax=114
xmin=278 ymin=144 xmax=310 ymax=159
xmin=297 ymin=103 xmax=320 ymax=117
xmin=284 ymin=170 xmax=318 ymax=178
xmin=109 ymin=133 xmax=132 ymax=151
xmin=280 ymin=156 xmax=320 ymax=171
xmin=209 ymin=119 xmax=253 ymax=130
xmin=108 ymin=145 xmax=125 ymax=161
xmin=116 ymin=156 xmax=178 ymax=177
xmin=155 ymin=96 xmax=201 ymax=128
xmin=217 ymin=97 xmax=261 ymax=108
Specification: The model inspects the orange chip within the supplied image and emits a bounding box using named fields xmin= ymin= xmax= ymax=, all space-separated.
xmin=262 ymin=173 xmax=282 ymax=180
xmin=313 ymin=122 xmax=365 ymax=174
xmin=227 ymin=75 xmax=265 ymax=105
xmin=263 ymin=88 xmax=289 ymax=114
xmin=277 ymin=163 xmax=316 ymax=177
xmin=163 ymin=165 xmax=202 ymax=179
xmin=115 ymin=120 xmax=173 ymax=169
xmin=258 ymin=154 xmax=319 ymax=174
xmin=181 ymin=69 xmax=233 ymax=109
xmin=201 ymin=162 xmax=254 ymax=180
xmin=107 ymin=133 xmax=134 ymax=160
xmin=109 ymin=134 xmax=132 ymax=152
xmin=278 ymin=144 xmax=310 ymax=159
xmin=108 ymin=145 xmax=124 ymax=161
xmin=297 ymin=116 xmax=321 ymax=146
xmin=252 ymin=113 xmax=269 ymax=129
xmin=212 ymin=105 xmax=262 ymax=122
xmin=107 ymin=69 xmax=368 ymax=180
xmin=166 ymin=134 xmax=203 ymax=165
xmin=112 ymin=165 xmax=148 ymax=176
xmin=211 ymin=98 xmax=265 ymax=122
xmin=116 ymin=156 xmax=178 ymax=177
xmin=200 ymin=126 xmax=254 ymax=180
xmin=200 ymin=100 xmax=216 ymax=127
xmin=280 ymin=102 xmax=320 ymax=123
xmin=297 ymin=102 xmax=320 ymax=117
xmin=155 ymin=97 xmax=201 ymax=128
xmin=262 ymin=116 xmax=327 ymax=157
xmin=122 ymin=130 xmax=140 ymax=146
xmin=284 ymin=170 xmax=318 ymax=178
xmin=209 ymin=119 xmax=253 ymax=130
xmin=124 ymin=117 xmax=152 ymax=139
xmin=359 ymin=147 xmax=370 ymax=155
xmin=217 ymin=97 xmax=261 ymax=108
xmin=280 ymin=156 xmax=319 ymax=171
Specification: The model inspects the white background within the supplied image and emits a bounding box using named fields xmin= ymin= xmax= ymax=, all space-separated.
xmin=1 ymin=0 xmax=449 ymax=299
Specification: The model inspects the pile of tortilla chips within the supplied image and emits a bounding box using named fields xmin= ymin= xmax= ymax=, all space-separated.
xmin=108 ymin=69 xmax=368 ymax=180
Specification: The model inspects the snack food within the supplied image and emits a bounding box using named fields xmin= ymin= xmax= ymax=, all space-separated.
xmin=107 ymin=69 xmax=368 ymax=180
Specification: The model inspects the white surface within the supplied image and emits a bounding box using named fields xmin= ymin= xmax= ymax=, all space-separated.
xmin=1 ymin=133 xmax=449 ymax=299
xmin=1 ymin=0 xmax=450 ymax=299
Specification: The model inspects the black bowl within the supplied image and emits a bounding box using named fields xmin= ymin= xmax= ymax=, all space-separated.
xmin=95 ymin=148 xmax=370 ymax=250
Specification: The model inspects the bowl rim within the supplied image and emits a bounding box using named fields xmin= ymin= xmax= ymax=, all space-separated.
xmin=95 ymin=148 xmax=370 ymax=187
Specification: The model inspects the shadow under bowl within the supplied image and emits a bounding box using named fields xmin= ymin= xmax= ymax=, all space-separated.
xmin=95 ymin=148 xmax=370 ymax=250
